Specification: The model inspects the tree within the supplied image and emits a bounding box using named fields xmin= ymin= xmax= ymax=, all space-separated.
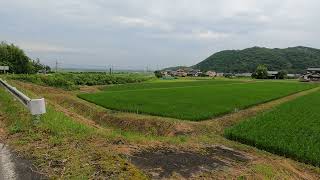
xmin=154 ymin=71 xmax=163 ymax=78
xmin=0 ymin=42 xmax=49 ymax=74
xmin=278 ymin=70 xmax=288 ymax=79
xmin=252 ymin=64 xmax=268 ymax=79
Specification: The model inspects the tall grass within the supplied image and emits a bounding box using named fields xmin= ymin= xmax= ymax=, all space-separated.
xmin=0 ymin=87 xmax=93 ymax=138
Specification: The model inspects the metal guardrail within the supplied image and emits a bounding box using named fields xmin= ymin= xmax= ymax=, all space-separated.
xmin=0 ymin=79 xmax=46 ymax=115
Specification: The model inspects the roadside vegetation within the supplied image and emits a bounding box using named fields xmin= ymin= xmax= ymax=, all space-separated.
xmin=7 ymin=72 xmax=154 ymax=90
xmin=79 ymin=80 xmax=316 ymax=120
xmin=225 ymin=90 xmax=320 ymax=166
xmin=0 ymin=87 xmax=147 ymax=179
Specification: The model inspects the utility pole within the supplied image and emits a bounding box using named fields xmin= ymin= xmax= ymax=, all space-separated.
xmin=55 ymin=60 xmax=58 ymax=73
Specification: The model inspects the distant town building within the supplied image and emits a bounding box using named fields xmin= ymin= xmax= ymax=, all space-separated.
xmin=301 ymin=68 xmax=320 ymax=81
xmin=287 ymin=74 xmax=300 ymax=78
xmin=187 ymin=69 xmax=202 ymax=77
xmin=206 ymin=71 xmax=217 ymax=77
xmin=174 ymin=69 xmax=188 ymax=77
xmin=267 ymin=71 xmax=279 ymax=79
xmin=235 ymin=73 xmax=252 ymax=77
xmin=216 ymin=73 xmax=224 ymax=77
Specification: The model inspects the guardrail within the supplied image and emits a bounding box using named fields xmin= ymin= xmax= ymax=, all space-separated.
xmin=0 ymin=79 xmax=46 ymax=115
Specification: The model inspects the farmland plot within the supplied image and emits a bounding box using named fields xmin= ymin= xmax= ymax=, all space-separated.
xmin=225 ymin=90 xmax=320 ymax=166
xmin=78 ymin=80 xmax=316 ymax=120
xmin=103 ymin=79 xmax=241 ymax=92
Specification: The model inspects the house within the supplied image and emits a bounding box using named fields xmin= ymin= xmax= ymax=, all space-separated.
xmin=301 ymin=68 xmax=320 ymax=81
xmin=235 ymin=73 xmax=252 ymax=77
xmin=206 ymin=71 xmax=217 ymax=77
xmin=267 ymin=71 xmax=279 ymax=79
xmin=216 ymin=73 xmax=224 ymax=77
xmin=187 ymin=69 xmax=202 ymax=77
xmin=287 ymin=74 xmax=300 ymax=79
xmin=174 ymin=69 xmax=188 ymax=77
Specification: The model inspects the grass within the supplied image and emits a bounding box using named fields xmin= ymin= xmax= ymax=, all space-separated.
xmin=79 ymin=80 xmax=316 ymax=121
xmin=0 ymin=87 xmax=147 ymax=179
xmin=225 ymin=90 xmax=320 ymax=166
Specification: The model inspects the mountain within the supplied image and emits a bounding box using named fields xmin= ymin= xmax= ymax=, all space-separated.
xmin=193 ymin=46 xmax=320 ymax=73
xmin=162 ymin=66 xmax=191 ymax=71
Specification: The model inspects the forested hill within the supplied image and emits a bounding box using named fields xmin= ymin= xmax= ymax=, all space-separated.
xmin=193 ymin=46 xmax=320 ymax=73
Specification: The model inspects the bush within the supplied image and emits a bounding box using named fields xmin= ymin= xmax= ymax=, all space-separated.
xmin=9 ymin=73 xmax=153 ymax=90
xmin=154 ymin=71 xmax=163 ymax=78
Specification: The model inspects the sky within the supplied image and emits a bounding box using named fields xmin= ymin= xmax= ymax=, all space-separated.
xmin=1 ymin=0 xmax=320 ymax=70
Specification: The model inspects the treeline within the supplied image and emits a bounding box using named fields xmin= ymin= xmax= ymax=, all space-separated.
xmin=0 ymin=41 xmax=50 ymax=74
xmin=10 ymin=73 xmax=154 ymax=90
xmin=194 ymin=46 xmax=320 ymax=73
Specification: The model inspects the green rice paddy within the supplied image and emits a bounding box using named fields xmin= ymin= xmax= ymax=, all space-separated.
xmin=78 ymin=80 xmax=316 ymax=121
xmin=225 ymin=89 xmax=320 ymax=166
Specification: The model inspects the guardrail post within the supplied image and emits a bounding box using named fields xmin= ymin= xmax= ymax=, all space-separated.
xmin=0 ymin=79 xmax=46 ymax=123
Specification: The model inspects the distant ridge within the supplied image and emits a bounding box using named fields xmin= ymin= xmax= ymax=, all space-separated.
xmin=186 ymin=46 xmax=320 ymax=73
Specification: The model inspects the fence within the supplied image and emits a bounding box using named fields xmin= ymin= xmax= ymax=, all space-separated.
xmin=0 ymin=79 xmax=46 ymax=115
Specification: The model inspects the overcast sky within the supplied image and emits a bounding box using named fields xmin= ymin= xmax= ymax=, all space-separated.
xmin=1 ymin=0 xmax=320 ymax=70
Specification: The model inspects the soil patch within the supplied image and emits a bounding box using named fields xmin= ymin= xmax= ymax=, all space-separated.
xmin=130 ymin=145 xmax=250 ymax=179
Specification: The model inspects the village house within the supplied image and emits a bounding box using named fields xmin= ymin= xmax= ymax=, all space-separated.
xmin=206 ymin=71 xmax=217 ymax=77
xmin=216 ymin=72 xmax=224 ymax=77
xmin=301 ymin=68 xmax=320 ymax=81
xmin=267 ymin=71 xmax=279 ymax=79
xmin=160 ymin=69 xmax=218 ymax=78
xmin=235 ymin=73 xmax=252 ymax=77
xmin=174 ymin=69 xmax=188 ymax=77
xmin=187 ymin=69 xmax=202 ymax=77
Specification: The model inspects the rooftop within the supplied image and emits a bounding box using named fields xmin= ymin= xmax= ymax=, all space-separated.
xmin=307 ymin=68 xmax=320 ymax=71
xmin=267 ymin=71 xmax=279 ymax=75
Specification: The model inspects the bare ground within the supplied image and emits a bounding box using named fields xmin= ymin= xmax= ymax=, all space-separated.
xmin=129 ymin=145 xmax=251 ymax=179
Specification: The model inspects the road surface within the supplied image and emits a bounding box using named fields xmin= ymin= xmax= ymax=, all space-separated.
xmin=0 ymin=143 xmax=44 ymax=180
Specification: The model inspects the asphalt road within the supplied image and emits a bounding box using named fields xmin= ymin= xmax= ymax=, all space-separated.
xmin=0 ymin=143 xmax=44 ymax=180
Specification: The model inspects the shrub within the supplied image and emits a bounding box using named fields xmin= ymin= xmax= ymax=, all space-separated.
xmin=9 ymin=72 xmax=153 ymax=90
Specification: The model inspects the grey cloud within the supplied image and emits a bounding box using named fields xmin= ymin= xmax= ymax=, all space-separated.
xmin=1 ymin=0 xmax=320 ymax=69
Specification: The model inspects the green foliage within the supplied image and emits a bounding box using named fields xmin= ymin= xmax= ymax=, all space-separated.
xmin=225 ymin=90 xmax=320 ymax=166
xmin=10 ymin=72 xmax=153 ymax=90
xmin=252 ymin=65 xmax=268 ymax=79
xmin=162 ymin=66 xmax=191 ymax=71
xmin=0 ymin=42 xmax=49 ymax=74
xmin=154 ymin=70 xmax=163 ymax=78
xmin=78 ymin=80 xmax=315 ymax=121
xmin=194 ymin=46 xmax=320 ymax=73
xmin=278 ymin=70 xmax=288 ymax=79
